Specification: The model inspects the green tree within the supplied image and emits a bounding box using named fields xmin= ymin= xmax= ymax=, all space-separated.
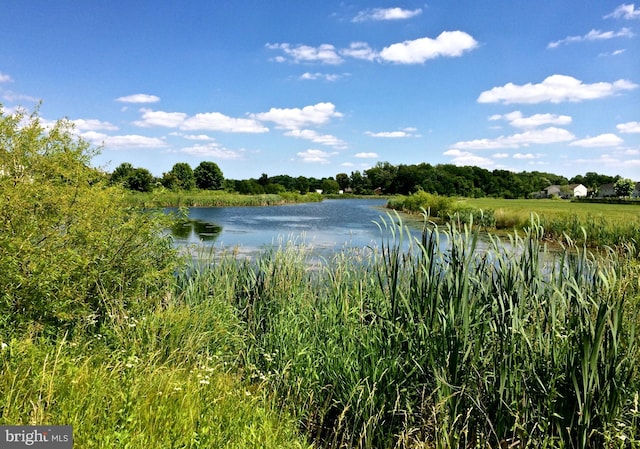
xmin=335 ymin=173 xmax=350 ymax=191
xmin=614 ymin=178 xmax=635 ymax=197
xmin=169 ymin=162 xmax=195 ymax=190
xmin=194 ymin=161 xmax=224 ymax=190
xmin=0 ymin=106 xmax=177 ymax=334
xmin=321 ymin=178 xmax=340 ymax=194
xmin=110 ymin=162 xmax=135 ymax=186
xmin=128 ymin=167 xmax=154 ymax=192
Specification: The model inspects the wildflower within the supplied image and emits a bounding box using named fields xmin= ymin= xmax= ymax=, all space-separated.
xmin=1 ymin=342 xmax=8 ymax=350
xmin=199 ymin=379 xmax=210 ymax=385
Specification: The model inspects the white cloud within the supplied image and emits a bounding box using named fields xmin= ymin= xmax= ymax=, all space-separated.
xmin=340 ymin=42 xmax=378 ymax=61
xmin=617 ymin=121 xmax=640 ymax=133
xmin=490 ymin=111 xmax=572 ymax=128
xmin=354 ymin=152 xmax=379 ymax=158
xmin=569 ymin=133 xmax=624 ymax=147
xmin=296 ymin=149 xmax=337 ymax=164
xmin=266 ymin=43 xmax=343 ymax=64
xmin=513 ymin=153 xmax=537 ymax=159
xmin=252 ymin=102 xmax=343 ymax=130
xmin=443 ymin=149 xmax=495 ymax=167
xmin=83 ymin=131 xmax=167 ymax=149
xmin=605 ymin=4 xmax=640 ymax=19
xmin=181 ymin=134 xmax=215 ymax=141
xmin=71 ymin=118 xmax=118 ymax=131
xmin=0 ymin=72 xmax=13 ymax=83
xmin=133 ymin=109 xmax=267 ymax=133
xmin=478 ymin=74 xmax=638 ymax=104
xmin=284 ymin=129 xmax=347 ymax=148
xmin=115 ymin=94 xmax=160 ymax=104
xmin=352 ymin=7 xmax=422 ymax=22
xmin=493 ymin=153 xmax=510 ymax=158
xmin=379 ymin=31 xmax=478 ymax=64
xmin=365 ymin=130 xmax=412 ymax=138
xmin=2 ymin=91 xmax=39 ymax=103
xmin=300 ymin=72 xmax=348 ymax=81
xmin=451 ymin=127 xmax=575 ymax=150
xmin=548 ymin=28 xmax=634 ymax=48
xmin=179 ymin=143 xmax=244 ymax=159
xmin=181 ymin=112 xmax=268 ymax=133
xmin=134 ymin=109 xmax=188 ymax=128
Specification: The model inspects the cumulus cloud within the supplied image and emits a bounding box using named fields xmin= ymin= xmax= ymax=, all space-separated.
xmin=0 ymin=72 xmax=13 ymax=83
xmin=115 ymin=94 xmax=160 ymax=104
xmin=352 ymin=7 xmax=422 ymax=22
xmin=300 ymin=72 xmax=347 ymax=81
xmin=443 ymin=149 xmax=495 ymax=167
xmin=181 ymin=112 xmax=268 ymax=133
xmin=179 ymin=143 xmax=244 ymax=159
xmin=354 ymin=152 xmax=379 ymax=158
xmin=617 ymin=121 xmax=640 ymax=133
xmin=489 ymin=111 xmax=572 ymax=128
xmin=493 ymin=153 xmax=510 ymax=158
xmin=513 ymin=153 xmax=538 ymax=159
xmin=134 ymin=109 xmax=268 ymax=133
xmin=296 ymin=149 xmax=337 ymax=164
xmin=340 ymin=42 xmax=378 ymax=61
xmin=284 ymin=129 xmax=347 ymax=148
xmin=266 ymin=43 xmax=343 ymax=64
xmin=569 ymin=133 xmax=624 ymax=147
xmin=604 ymin=3 xmax=640 ymax=19
xmin=478 ymin=74 xmax=638 ymax=104
xmin=365 ymin=128 xmax=418 ymax=138
xmin=71 ymin=118 xmax=118 ymax=131
xmin=83 ymin=131 xmax=167 ymax=149
xmin=379 ymin=31 xmax=478 ymax=64
xmin=451 ymin=127 xmax=576 ymax=150
xmin=252 ymin=102 xmax=343 ymax=130
xmin=548 ymin=28 xmax=634 ymax=48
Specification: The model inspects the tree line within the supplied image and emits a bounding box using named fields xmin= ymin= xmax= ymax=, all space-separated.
xmin=110 ymin=160 xmax=623 ymax=199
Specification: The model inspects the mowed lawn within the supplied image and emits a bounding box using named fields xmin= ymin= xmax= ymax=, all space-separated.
xmin=463 ymin=198 xmax=640 ymax=224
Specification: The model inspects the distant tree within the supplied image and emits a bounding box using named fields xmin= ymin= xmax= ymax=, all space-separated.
xmin=194 ymin=161 xmax=224 ymax=190
xmin=236 ymin=179 xmax=264 ymax=194
xmin=258 ymin=173 xmax=269 ymax=186
xmin=110 ymin=162 xmax=135 ymax=186
xmin=335 ymin=173 xmax=350 ymax=190
xmin=295 ymin=176 xmax=310 ymax=194
xmin=614 ymin=178 xmax=635 ymax=197
xmin=350 ymin=171 xmax=369 ymax=194
xmin=127 ymin=168 xmax=154 ymax=192
xmin=321 ymin=178 xmax=340 ymax=194
xmin=169 ymin=162 xmax=195 ymax=190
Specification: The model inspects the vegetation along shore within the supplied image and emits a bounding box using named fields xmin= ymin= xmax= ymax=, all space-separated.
xmin=2 ymin=108 xmax=640 ymax=448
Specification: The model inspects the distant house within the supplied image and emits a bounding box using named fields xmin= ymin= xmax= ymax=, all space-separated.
xmin=597 ymin=182 xmax=640 ymax=198
xmin=543 ymin=184 xmax=587 ymax=199
xmin=596 ymin=183 xmax=616 ymax=198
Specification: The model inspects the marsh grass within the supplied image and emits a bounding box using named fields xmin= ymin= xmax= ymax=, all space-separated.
xmin=220 ymin=212 xmax=640 ymax=448
xmin=0 ymin=279 xmax=311 ymax=449
xmin=127 ymin=190 xmax=323 ymax=207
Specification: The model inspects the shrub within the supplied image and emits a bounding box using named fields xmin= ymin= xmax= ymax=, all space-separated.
xmin=0 ymin=107 xmax=179 ymax=336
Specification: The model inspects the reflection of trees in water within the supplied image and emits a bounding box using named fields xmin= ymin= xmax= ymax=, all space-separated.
xmin=171 ymin=220 xmax=222 ymax=242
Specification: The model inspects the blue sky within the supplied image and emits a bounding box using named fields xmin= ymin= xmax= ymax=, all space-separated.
xmin=1 ymin=1 xmax=639 ymax=180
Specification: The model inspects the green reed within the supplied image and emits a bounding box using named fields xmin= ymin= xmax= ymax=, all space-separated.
xmin=212 ymin=212 xmax=640 ymax=448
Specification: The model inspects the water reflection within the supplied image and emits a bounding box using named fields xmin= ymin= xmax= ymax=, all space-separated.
xmin=171 ymin=219 xmax=222 ymax=243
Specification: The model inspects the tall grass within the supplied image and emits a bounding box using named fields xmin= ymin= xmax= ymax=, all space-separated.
xmin=127 ymin=190 xmax=323 ymax=207
xmin=0 ymin=275 xmax=311 ymax=449
xmin=210 ymin=212 xmax=640 ymax=448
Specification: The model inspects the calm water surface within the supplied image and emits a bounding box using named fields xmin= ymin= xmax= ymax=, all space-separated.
xmin=169 ymin=198 xmax=420 ymax=257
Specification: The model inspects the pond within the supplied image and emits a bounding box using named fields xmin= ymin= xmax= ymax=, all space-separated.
xmin=168 ymin=198 xmax=421 ymax=258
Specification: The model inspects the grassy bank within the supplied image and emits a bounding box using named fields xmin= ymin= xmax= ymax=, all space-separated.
xmin=126 ymin=189 xmax=324 ymax=207
xmin=388 ymin=192 xmax=640 ymax=250
xmin=178 ymin=215 xmax=640 ymax=448
xmin=0 ymin=283 xmax=311 ymax=449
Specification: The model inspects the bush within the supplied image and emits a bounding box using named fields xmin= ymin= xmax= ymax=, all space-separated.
xmin=0 ymin=107 xmax=179 ymax=336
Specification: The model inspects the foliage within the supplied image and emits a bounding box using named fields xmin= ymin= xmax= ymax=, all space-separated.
xmin=0 ymin=278 xmax=310 ymax=449
xmin=615 ymin=178 xmax=635 ymax=198
xmin=194 ymin=161 xmax=224 ymax=190
xmin=0 ymin=107 xmax=178 ymax=335
xmin=162 ymin=162 xmax=195 ymax=190
xmin=126 ymin=189 xmax=323 ymax=208
xmin=220 ymin=215 xmax=640 ymax=448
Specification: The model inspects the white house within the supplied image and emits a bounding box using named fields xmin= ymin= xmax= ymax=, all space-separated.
xmin=543 ymin=184 xmax=587 ymax=199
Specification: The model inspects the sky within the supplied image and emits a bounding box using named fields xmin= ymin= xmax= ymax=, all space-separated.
xmin=1 ymin=1 xmax=639 ymax=181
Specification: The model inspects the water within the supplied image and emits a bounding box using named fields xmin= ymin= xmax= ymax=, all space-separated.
xmin=167 ymin=198 xmax=420 ymax=258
